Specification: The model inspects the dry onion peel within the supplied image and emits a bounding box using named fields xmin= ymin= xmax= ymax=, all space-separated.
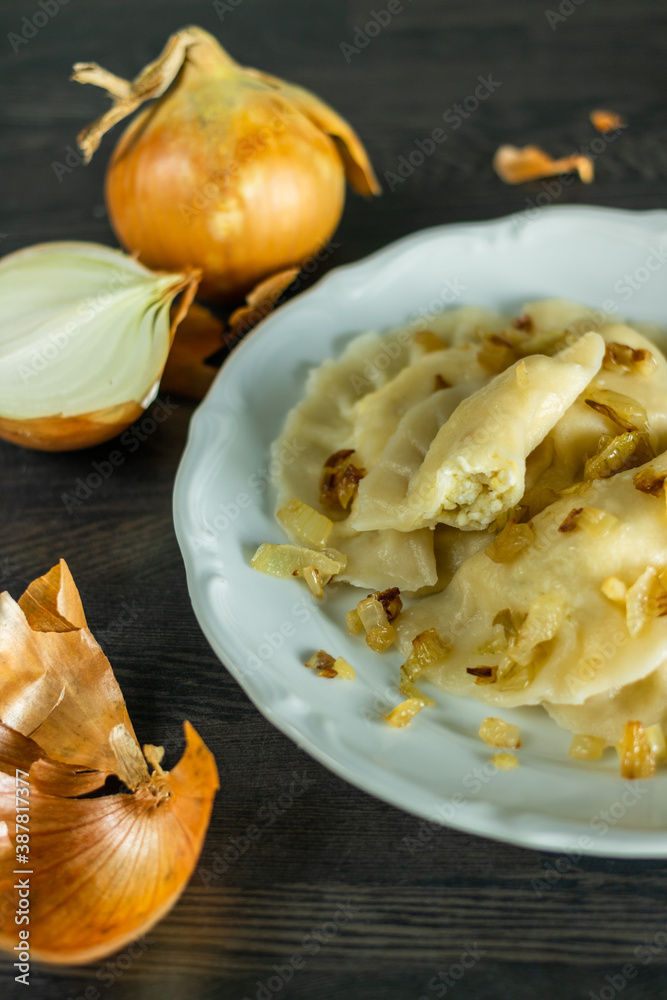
xmin=493 ymin=144 xmax=594 ymax=184
xmin=0 ymin=561 xmax=219 ymax=963
xmin=228 ymin=268 xmax=300 ymax=343
xmin=73 ymin=27 xmax=380 ymax=301
xmin=0 ymin=242 xmax=199 ymax=450
xmin=162 ymin=301 xmax=225 ymax=400
xmin=590 ymin=109 xmax=626 ymax=133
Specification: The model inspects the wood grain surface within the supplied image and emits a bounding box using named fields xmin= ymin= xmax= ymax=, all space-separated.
xmin=1 ymin=1 xmax=667 ymax=998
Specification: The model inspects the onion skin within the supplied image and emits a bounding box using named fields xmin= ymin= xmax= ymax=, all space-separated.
xmin=107 ymin=75 xmax=345 ymax=301
xmin=0 ymin=401 xmax=145 ymax=452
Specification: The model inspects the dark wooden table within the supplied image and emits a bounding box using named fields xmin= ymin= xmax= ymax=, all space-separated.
xmin=1 ymin=1 xmax=667 ymax=997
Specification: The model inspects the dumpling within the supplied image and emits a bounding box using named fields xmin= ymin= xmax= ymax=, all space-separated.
xmin=352 ymin=345 xmax=488 ymax=469
xmin=521 ymin=323 xmax=667 ymax=513
xmin=350 ymin=382 xmax=484 ymax=531
xmin=352 ymin=331 xmax=605 ymax=532
xmin=272 ymin=328 xmax=438 ymax=591
xmin=395 ymin=450 xmax=667 ymax=708
xmin=544 ymin=665 xmax=667 ymax=745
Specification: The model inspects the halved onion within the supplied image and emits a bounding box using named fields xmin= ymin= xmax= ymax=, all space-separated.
xmin=0 ymin=242 xmax=199 ymax=450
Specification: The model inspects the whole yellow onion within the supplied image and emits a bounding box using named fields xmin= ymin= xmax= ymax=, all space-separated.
xmin=73 ymin=27 xmax=380 ymax=301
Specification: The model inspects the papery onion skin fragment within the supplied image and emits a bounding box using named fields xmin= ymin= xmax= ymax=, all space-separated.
xmin=162 ymin=301 xmax=225 ymax=400
xmin=590 ymin=109 xmax=627 ymax=134
xmin=485 ymin=522 xmax=534 ymax=563
xmin=493 ymin=144 xmax=594 ymax=184
xmin=0 ymin=242 xmax=199 ymax=451
xmin=73 ymin=27 xmax=380 ymax=301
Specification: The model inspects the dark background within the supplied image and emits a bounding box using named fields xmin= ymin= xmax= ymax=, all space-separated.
xmin=1 ymin=1 xmax=667 ymax=998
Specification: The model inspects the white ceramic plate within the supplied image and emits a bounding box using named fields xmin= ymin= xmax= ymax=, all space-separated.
xmin=174 ymin=205 xmax=667 ymax=858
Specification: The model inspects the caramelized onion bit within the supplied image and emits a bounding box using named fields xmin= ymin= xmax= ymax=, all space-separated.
xmin=383 ymin=698 xmax=425 ymax=728
xmin=304 ymin=651 xmax=354 ymax=679
xmin=495 ymin=596 xmax=564 ymax=690
xmin=644 ymin=724 xmax=667 ymax=758
xmin=300 ymin=565 xmax=324 ymax=598
xmin=625 ymin=566 xmax=667 ymax=635
xmin=277 ymin=498 xmax=333 ymax=547
xmin=558 ymin=507 xmax=584 ymax=533
xmin=251 ymin=542 xmax=346 ymax=594
xmin=466 ymin=665 xmax=498 ymax=686
xmin=493 ymin=144 xmax=594 ymax=184
xmin=398 ymin=678 xmax=436 ymax=706
xmin=491 ymin=752 xmax=519 ymax=770
xmin=559 ymin=506 xmax=618 ymax=537
xmin=603 ymin=342 xmax=656 ymax=376
xmin=374 ymin=586 xmax=403 ymax=623
xmin=400 ymin=628 xmax=452 ymax=684
xmin=357 ymin=596 xmax=396 ymax=651
xmin=366 ymin=625 xmax=396 ymax=652
xmin=485 ymin=522 xmax=535 ymax=563
xmin=578 ymin=507 xmax=619 ymax=538
xmin=585 ymin=390 xmax=649 ymax=434
xmin=516 ymin=328 xmax=570 ymax=358
xmin=584 ymin=431 xmax=654 ymax=481
xmin=413 ymin=329 xmax=445 ymax=353
xmin=345 ymin=608 xmax=364 ymax=635
xmin=477 ymin=333 xmax=517 ymax=374
xmin=320 ymin=449 xmax=366 ymax=511
xmin=600 ymin=576 xmax=627 ymax=602
xmin=569 ymin=734 xmax=606 ymax=760
xmin=618 ymin=721 xmax=656 ymax=779
xmin=633 ymin=466 xmax=667 ymax=497
xmin=479 ymin=717 xmax=521 ymax=749
xmin=512 ymin=314 xmax=533 ymax=332
xmin=304 ymin=650 xmax=336 ymax=672
xmin=492 ymin=607 xmax=526 ymax=644
xmin=332 ymin=657 xmax=355 ymax=680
